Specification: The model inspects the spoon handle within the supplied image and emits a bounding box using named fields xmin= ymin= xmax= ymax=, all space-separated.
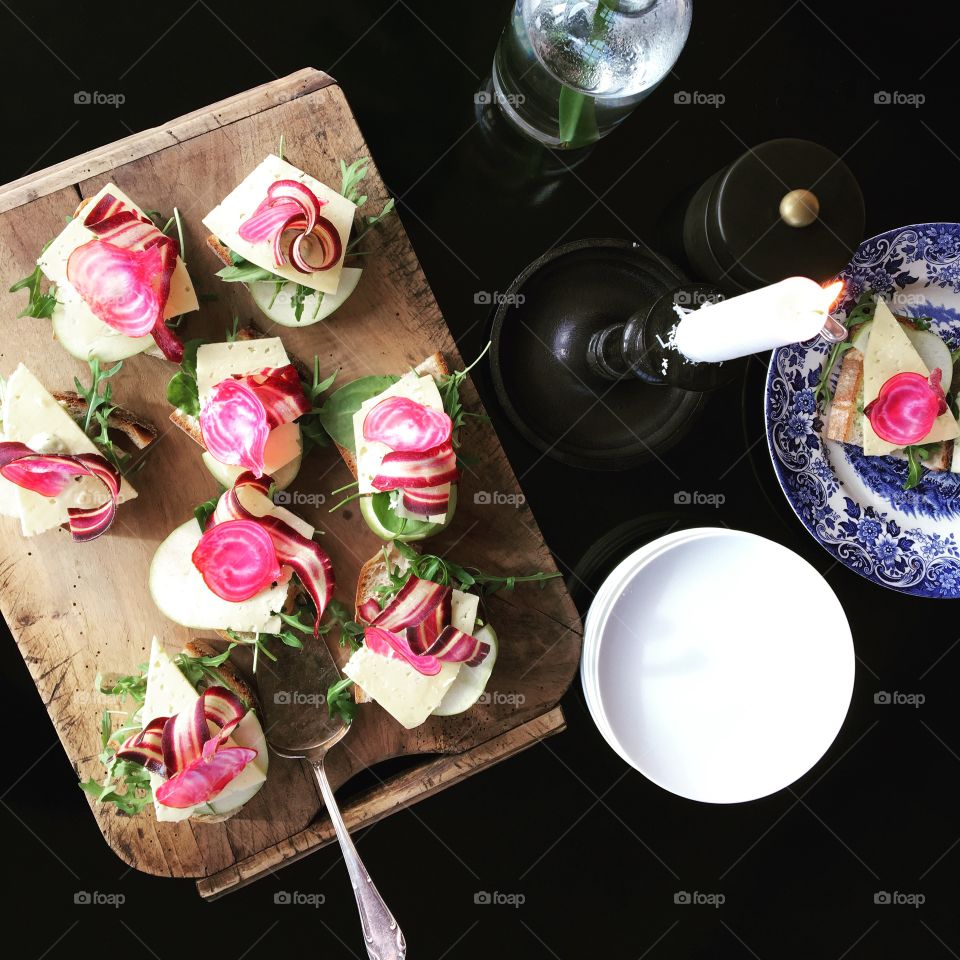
xmin=312 ymin=759 xmax=406 ymax=960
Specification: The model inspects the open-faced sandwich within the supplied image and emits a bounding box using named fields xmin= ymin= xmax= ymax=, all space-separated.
xmin=150 ymin=474 xmax=334 ymax=665
xmin=820 ymin=293 xmax=960 ymax=489
xmin=167 ymin=328 xmax=327 ymax=490
xmin=334 ymin=541 xmax=557 ymax=729
xmin=0 ymin=362 xmax=153 ymax=539
xmin=203 ymin=152 xmax=393 ymax=327
xmin=320 ymin=349 xmax=487 ymax=541
xmin=81 ymin=637 xmax=267 ymax=821
xmin=10 ymin=183 xmax=198 ymax=363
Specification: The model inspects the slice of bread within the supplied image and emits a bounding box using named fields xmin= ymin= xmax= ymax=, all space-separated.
xmin=54 ymin=391 xmax=157 ymax=450
xmin=824 ymin=346 xmax=954 ymax=470
xmin=181 ymin=638 xmax=258 ymax=710
xmin=335 ymin=352 xmax=450 ymax=478
xmin=168 ymin=324 xmax=312 ymax=450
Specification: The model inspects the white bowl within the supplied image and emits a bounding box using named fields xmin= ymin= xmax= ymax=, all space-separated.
xmin=582 ymin=528 xmax=854 ymax=803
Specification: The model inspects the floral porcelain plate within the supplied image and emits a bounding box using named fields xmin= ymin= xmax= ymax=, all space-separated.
xmin=765 ymin=223 xmax=960 ymax=599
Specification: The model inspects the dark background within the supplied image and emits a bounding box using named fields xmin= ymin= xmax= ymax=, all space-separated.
xmin=1 ymin=1 xmax=957 ymax=957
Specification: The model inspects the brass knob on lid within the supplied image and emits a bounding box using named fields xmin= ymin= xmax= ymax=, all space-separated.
xmin=779 ymin=189 xmax=820 ymax=228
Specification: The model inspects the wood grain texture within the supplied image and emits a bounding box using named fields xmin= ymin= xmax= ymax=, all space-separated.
xmin=0 ymin=70 xmax=582 ymax=888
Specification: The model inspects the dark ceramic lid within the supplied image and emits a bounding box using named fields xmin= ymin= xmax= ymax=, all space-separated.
xmin=707 ymin=138 xmax=865 ymax=289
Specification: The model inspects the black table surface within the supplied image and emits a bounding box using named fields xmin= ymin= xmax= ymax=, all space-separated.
xmin=1 ymin=1 xmax=956 ymax=956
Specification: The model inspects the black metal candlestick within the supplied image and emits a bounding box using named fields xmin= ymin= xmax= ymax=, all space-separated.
xmin=489 ymin=240 xmax=746 ymax=471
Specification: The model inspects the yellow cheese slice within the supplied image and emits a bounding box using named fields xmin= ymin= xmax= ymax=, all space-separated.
xmin=862 ymin=300 xmax=960 ymax=456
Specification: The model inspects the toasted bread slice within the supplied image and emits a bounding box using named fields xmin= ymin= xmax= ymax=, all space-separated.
xmin=334 ymin=352 xmax=450 ymax=479
xmin=181 ymin=638 xmax=258 ymax=710
xmin=350 ymin=543 xmax=413 ymax=703
xmin=168 ymin=324 xmax=312 ymax=450
xmin=53 ymin=391 xmax=157 ymax=450
xmin=206 ymin=235 xmax=234 ymax=268
xmin=824 ymin=346 xmax=954 ymax=471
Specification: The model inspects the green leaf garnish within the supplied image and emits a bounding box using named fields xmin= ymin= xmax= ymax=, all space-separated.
xmin=316 ymin=375 xmax=399 ymax=450
xmin=375 ymin=541 xmax=560 ymax=607
xmin=9 ymin=261 xmax=57 ymax=320
xmin=166 ymin=338 xmax=205 ymax=416
xmin=326 ymin=677 xmax=357 ymax=725
xmin=194 ymin=489 xmax=223 ymax=531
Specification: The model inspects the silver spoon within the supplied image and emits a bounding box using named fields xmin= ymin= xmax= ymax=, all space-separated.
xmin=257 ymin=639 xmax=406 ymax=959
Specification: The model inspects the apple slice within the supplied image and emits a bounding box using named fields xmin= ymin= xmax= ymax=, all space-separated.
xmin=431 ymin=625 xmax=498 ymax=716
xmin=247 ymin=267 xmax=362 ymax=327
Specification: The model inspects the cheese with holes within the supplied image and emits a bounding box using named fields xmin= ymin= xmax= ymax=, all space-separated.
xmin=149 ymin=520 xmax=286 ymax=634
xmin=352 ymin=373 xmax=451 ymax=520
xmin=38 ymin=182 xmax=198 ymax=356
xmin=451 ymin=589 xmax=479 ymax=635
xmin=862 ymin=300 xmax=960 ymax=456
xmin=195 ymin=338 xmax=302 ymax=476
xmin=202 ymin=154 xmax=355 ymax=296
xmin=141 ymin=637 xmax=267 ymax=822
xmin=1 ymin=364 xmax=136 ymax=536
xmin=344 ymin=647 xmax=461 ymax=729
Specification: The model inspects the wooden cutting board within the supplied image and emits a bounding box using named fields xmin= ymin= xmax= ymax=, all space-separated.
xmin=0 ymin=69 xmax=581 ymax=898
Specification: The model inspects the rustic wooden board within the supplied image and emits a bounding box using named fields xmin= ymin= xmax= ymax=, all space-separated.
xmin=0 ymin=69 xmax=582 ymax=892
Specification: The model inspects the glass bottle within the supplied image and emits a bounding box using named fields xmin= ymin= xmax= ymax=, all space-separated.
xmin=491 ymin=0 xmax=692 ymax=149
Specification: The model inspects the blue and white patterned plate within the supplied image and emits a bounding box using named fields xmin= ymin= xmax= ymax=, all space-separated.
xmin=765 ymin=223 xmax=960 ymax=599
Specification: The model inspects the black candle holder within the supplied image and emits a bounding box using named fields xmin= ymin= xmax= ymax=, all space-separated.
xmin=489 ymin=239 xmax=745 ymax=471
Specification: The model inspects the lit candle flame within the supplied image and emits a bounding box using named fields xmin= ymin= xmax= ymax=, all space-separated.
xmin=821 ymin=280 xmax=844 ymax=313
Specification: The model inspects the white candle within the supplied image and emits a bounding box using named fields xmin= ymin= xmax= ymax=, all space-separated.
xmin=674 ymin=277 xmax=843 ymax=363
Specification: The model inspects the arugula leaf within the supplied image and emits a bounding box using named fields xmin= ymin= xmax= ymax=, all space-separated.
xmin=375 ymin=541 xmax=560 ymax=606
xmin=904 ymin=444 xmax=935 ymax=491
xmin=326 ymin=677 xmax=357 ymax=725
xmin=81 ymin=701 xmax=154 ymax=816
xmin=298 ymin=357 xmax=339 ymax=456
xmin=96 ymin=669 xmax=147 ymax=705
xmin=71 ymin=358 xmax=138 ymax=472
xmin=438 ymin=342 xmax=492 ymax=448
xmin=9 ymin=264 xmax=58 ymax=320
xmin=175 ymin=644 xmax=239 ymax=692
xmin=194 ymin=489 xmax=223 ymax=530
xmin=317 ymin=375 xmax=398 ymax=449
xmin=216 ymin=259 xmax=278 ymax=283
xmin=166 ymin=338 xmax=205 ymax=416
xmin=340 ymin=157 xmax=396 ymax=253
